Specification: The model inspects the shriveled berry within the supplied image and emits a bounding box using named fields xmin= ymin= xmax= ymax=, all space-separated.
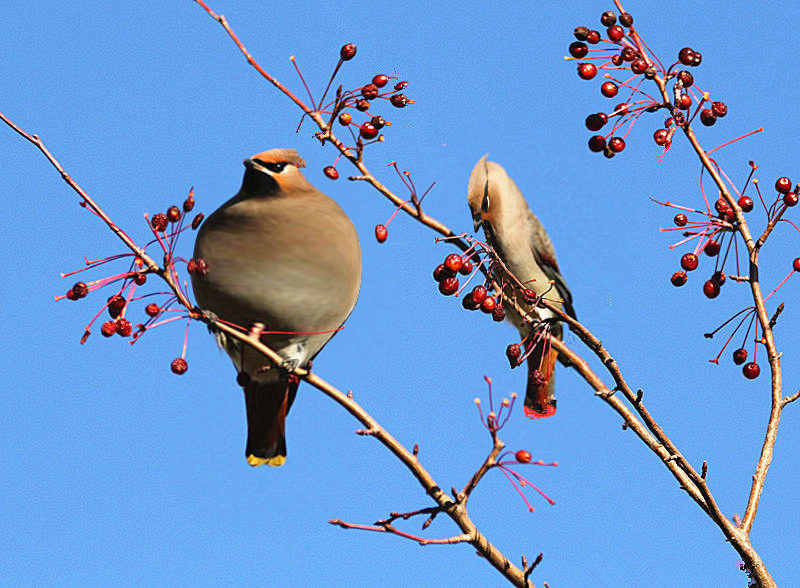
xmin=585 ymin=113 xmax=607 ymax=131
xmin=715 ymin=198 xmax=731 ymax=216
xmin=356 ymin=99 xmax=370 ymax=111
xmin=116 ymin=318 xmax=132 ymax=337
xmin=601 ymin=81 xmax=618 ymax=97
xmin=681 ymin=253 xmax=699 ymax=271
xmin=145 ymin=303 xmax=160 ymax=317
xmin=784 ymin=193 xmax=798 ymax=207
xmin=458 ymin=260 xmax=473 ymax=276
xmin=585 ymin=30 xmax=601 ymax=44
xmin=480 ymin=296 xmax=496 ymax=313
xmin=470 ymin=285 xmax=487 ymax=304
xmin=573 ymin=26 xmax=589 ymax=41
xmin=619 ymin=12 xmax=633 ymax=27
xmin=702 ymin=280 xmax=720 ymax=299
xmin=393 ymin=81 xmax=409 ymax=90
xmin=631 ymin=58 xmax=648 ymax=74
xmin=704 ymin=240 xmax=721 ymax=256
xmin=438 ymin=276 xmax=459 ymax=296
xmin=370 ymin=115 xmax=386 ymax=129
xmin=506 ymin=343 xmax=522 ymax=368
xmin=600 ymin=10 xmax=617 ymax=26
xmin=107 ymin=295 xmax=126 ymax=318
xmin=101 ymin=321 xmax=117 ymax=337
xmin=673 ymin=213 xmax=688 ymax=226
xmin=340 ymin=43 xmax=357 ymax=60
xmin=671 ymin=271 xmax=688 ymax=287
xmin=678 ymin=47 xmax=695 ymax=66
xmin=444 ymin=253 xmax=464 ymax=273
xmin=712 ymin=101 xmax=728 ymax=117
xmin=577 ymin=63 xmax=597 ymax=80
xmin=607 ymin=25 xmax=624 ymax=42
xmin=588 ymin=135 xmax=606 ymax=152
xmin=775 ymin=177 xmax=792 ymax=194
xmin=338 ymin=112 xmax=352 ymax=125
xmin=374 ymin=224 xmax=388 ymax=243
xmin=794 ymin=257 xmax=800 ymax=272
xmin=711 ymin=270 xmax=726 ymax=286
xmin=133 ymin=273 xmax=147 ymax=285
xmin=732 ymin=348 xmax=748 ymax=365
xmin=738 ymin=196 xmax=754 ymax=212
xmin=654 ymin=129 xmax=669 ymax=145
xmin=569 ymin=41 xmax=588 ymax=58
xmin=372 ymin=74 xmax=389 ymax=88
xmin=193 ymin=257 xmax=209 ymax=276
xmin=700 ymin=109 xmax=716 ymax=126
xmin=390 ymin=93 xmax=408 ymax=108
xmin=608 ymin=137 xmax=626 ymax=152
xmin=191 ymin=213 xmax=204 ymax=230
xmin=530 ymin=369 xmax=548 ymax=388
xmin=492 ymin=304 xmax=506 ymax=322
xmin=236 ymin=371 xmax=250 ymax=387
xmin=151 ymin=213 xmax=168 ymax=232
xmin=515 ymin=449 xmax=532 ymax=463
xmin=323 ymin=166 xmax=339 ymax=180
xmin=167 ymin=206 xmax=181 ymax=223
xmin=72 ymin=282 xmax=89 ymax=299
xmin=743 ymin=362 xmax=760 ymax=379
xmin=677 ymin=70 xmax=694 ymax=87
xmin=361 ymin=83 xmax=379 ymax=100
xmin=183 ymin=197 xmax=195 ymax=213
xmin=171 ymin=357 xmax=188 ymax=375
xmin=433 ymin=264 xmax=454 ymax=282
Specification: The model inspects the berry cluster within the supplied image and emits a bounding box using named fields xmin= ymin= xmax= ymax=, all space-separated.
xmin=432 ymin=252 xmax=506 ymax=322
xmin=570 ymin=10 xmax=727 ymax=158
xmin=60 ymin=189 xmax=201 ymax=375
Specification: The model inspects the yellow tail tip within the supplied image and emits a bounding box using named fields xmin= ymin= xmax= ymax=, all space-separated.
xmin=246 ymin=454 xmax=286 ymax=467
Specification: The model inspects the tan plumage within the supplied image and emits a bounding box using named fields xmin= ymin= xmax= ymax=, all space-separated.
xmin=467 ymin=155 xmax=574 ymax=417
xmin=192 ymin=148 xmax=361 ymax=466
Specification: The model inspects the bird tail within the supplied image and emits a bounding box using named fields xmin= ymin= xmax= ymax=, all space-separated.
xmin=523 ymin=344 xmax=557 ymax=419
xmin=243 ymin=375 xmax=299 ymax=467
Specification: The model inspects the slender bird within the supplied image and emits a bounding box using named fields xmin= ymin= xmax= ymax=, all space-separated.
xmin=467 ymin=155 xmax=575 ymax=418
xmin=192 ymin=149 xmax=361 ymax=466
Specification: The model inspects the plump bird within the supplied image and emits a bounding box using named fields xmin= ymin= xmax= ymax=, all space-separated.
xmin=467 ymin=155 xmax=575 ymax=418
xmin=192 ymin=149 xmax=361 ymax=466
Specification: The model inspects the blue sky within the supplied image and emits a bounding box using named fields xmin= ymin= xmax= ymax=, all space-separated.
xmin=2 ymin=2 xmax=799 ymax=586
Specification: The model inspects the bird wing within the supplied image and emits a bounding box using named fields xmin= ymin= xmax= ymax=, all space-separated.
xmin=526 ymin=209 xmax=576 ymax=320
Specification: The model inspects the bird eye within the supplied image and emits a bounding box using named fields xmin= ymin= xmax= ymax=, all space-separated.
xmin=481 ymin=194 xmax=490 ymax=213
xmin=264 ymin=162 xmax=287 ymax=173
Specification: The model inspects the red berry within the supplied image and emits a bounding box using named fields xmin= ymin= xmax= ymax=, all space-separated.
xmin=692 ymin=52 xmax=702 ymax=66
xmin=677 ymin=70 xmax=694 ymax=87
xmin=738 ymin=196 xmax=754 ymax=212
xmin=462 ymin=295 xmax=480 ymax=311
xmin=71 ymin=282 xmax=89 ymax=299
xmin=323 ymin=166 xmax=339 ymax=180
xmin=671 ymin=271 xmax=688 ymax=287
xmin=711 ymin=270 xmax=726 ymax=286
xmin=101 ymin=321 xmax=116 ymax=337
xmin=340 ymin=43 xmax=357 ymax=61
xmin=66 ymin=288 xmax=79 ymax=300
xmin=743 ymin=362 xmax=760 ymax=379
xmin=236 ymin=371 xmax=250 ymax=387
xmin=151 ymin=213 xmax=168 ymax=232
xmin=588 ymin=135 xmax=606 ymax=152
xmin=458 ymin=260 xmax=474 ymax=275
xmin=574 ymin=26 xmax=589 ymax=41
xmin=133 ymin=273 xmax=146 ymax=286
xmin=107 ymin=295 xmax=126 ymax=318
xmin=370 ymin=115 xmax=386 ymax=129
xmin=171 ymin=357 xmax=188 ymax=375
xmin=522 ymin=289 xmax=537 ymax=304
xmin=585 ymin=113 xmax=607 ymax=131
xmin=678 ymin=47 xmax=695 ymax=66
xmin=145 ymin=303 xmax=160 ymax=317
xmin=116 ymin=318 xmax=132 ymax=337
xmin=704 ymin=240 xmax=721 ymax=256
xmin=355 ymin=99 xmax=370 ymax=111
xmin=601 ymin=81 xmax=618 ymax=97
xmin=681 ymin=253 xmax=699 ymax=271
xmin=585 ymin=30 xmax=601 ymax=44
xmin=167 ymin=206 xmax=181 ymax=223
xmin=631 ymin=58 xmax=648 ymax=74
xmin=712 ymin=101 xmax=728 ymax=117
xmin=784 ymin=193 xmax=798 ymax=207
xmin=438 ymin=276 xmax=459 ymax=296
xmin=653 ymin=128 xmax=669 ymax=145
xmin=733 ymin=348 xmax=748 ymax=365
xmin=480 ymin=296 xmax=496 ymax=313
xmin=492 ymin=304 xmax=506 ymax=322
xmin=390 ymin=94 xmax=408 ymax=108
xmin=613 ymin=103 xmax=629 ymax=116
xmin=793 ymin=258 xmax=800 ymax=272
xmin=775 ymin=177 xmax=792 ymax=194
xmin=433 ymin=264 xmax=454 ymax=282
xmin=700 ymin=109 xmax=717 ymax=126
xmin=607 ymin=25 xmax=624 ymax=42
xmin=611 ymin=54 xmax=624 ymax=66
xmin=577 ymin=62 xmax=597 ymax=80
xmin=569 ymin=41 xmax=588 ymax=58
xmin=361 ymin=83 xmax=379 ymax=100
xmin=359 ymin=122 xmax=379 ymax=139
xmin=393 ymin=81 xmax=409 ymax=90
xmin=619 ymin=12 xmax=633 ymax=27
xmin=372 ymin=74 xmax=389 ymax=88
xmin=444 ymin=254 xmax=464 ymax=273
xmin=702 ymin=280 xmax=720 ymax=299
xmin=608 ymin=137 xmax=626 ymax=152
xmin=621 ymin=47 xmax=637 ymax=62
xmin=470 ymin=285 xmax=487 ymax=304
xmin=600 ymin=11 xmax=617 ymax=26
xmin=677 ymin=94 xmax=692 ymax=110
xmin=374 ymin=224 xmax=388 ymax=243
xmin=506 ymin=343 xmax=522 ymax=368
xmin=183 ymin=196 xmax=195 ymax=213
xmin=515 ymin=449 xmax=532 ymax=463
xmin=338 ymin=112 xmax=352 ymax=125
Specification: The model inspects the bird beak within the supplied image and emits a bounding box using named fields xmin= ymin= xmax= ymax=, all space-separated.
xmin=472 ymin=211 xmax=483 ymax=233
xmin=243 ymin=158 xmax=265 ymax=173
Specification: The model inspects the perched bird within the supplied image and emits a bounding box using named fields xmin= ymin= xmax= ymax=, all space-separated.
xmin=467 ymin=155 xmax=575 ymax=418
xmin=192 ymin=148 xmax=361 ymax=466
